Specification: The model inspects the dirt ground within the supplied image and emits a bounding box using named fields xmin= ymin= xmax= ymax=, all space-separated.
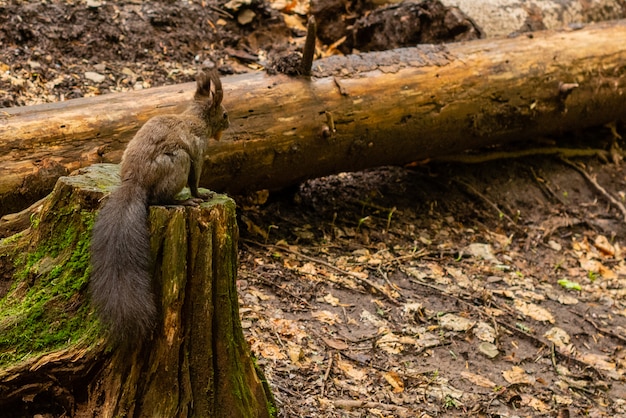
xmin=3 ymin=1 xmax=626 ymax=417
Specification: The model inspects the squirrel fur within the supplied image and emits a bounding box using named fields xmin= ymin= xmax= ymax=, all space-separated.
xmin=90 ymin=70 xmax=229 ymax=341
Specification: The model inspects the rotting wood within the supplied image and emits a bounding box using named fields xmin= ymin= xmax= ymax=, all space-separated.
xmin=1 ymin=19 xmax=626 ymax=217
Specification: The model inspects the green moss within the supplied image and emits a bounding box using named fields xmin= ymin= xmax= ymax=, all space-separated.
xmin=0 ymin=208 xmax=100 ymax=368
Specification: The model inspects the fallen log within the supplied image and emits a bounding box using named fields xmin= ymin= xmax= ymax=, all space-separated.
xmin=0 ymin=165 xmax=274 ymax=417
xmin=1 ymin=19 xmax=626 ymax=216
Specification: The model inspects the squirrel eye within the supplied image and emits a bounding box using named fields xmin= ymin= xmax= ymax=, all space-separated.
xmin=223 ymin=112 xmax=228 ymax=119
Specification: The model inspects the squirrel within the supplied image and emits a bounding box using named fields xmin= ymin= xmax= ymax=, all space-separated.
xmin=90 ymin=69 xmax=229 ymax=342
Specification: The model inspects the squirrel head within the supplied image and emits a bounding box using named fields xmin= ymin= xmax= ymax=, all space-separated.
xmin=193 ymin=70 xmax=229 ymax=140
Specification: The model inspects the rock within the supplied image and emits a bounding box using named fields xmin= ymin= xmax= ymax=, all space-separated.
xmin=84 ymin=71 xmax=106 ymax=83
xmin=237 ymin=9 xmax=256 ymax=25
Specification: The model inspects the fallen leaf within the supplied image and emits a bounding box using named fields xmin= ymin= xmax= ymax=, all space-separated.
xmin=250 ymin=340 xmax=286 ymax=360
xmin=383 ymin=371 xmax=404 ymax=393
xmin=323 ymin=292 xmax=341 ymax=306
xmin=578 ymin=353 xmax=616 ymax=372
xmin=439 ymin=313 xmax=474 ymax=332
xmin=287 ymin=342 xmax=304 ymax=365
xmin=473 ymin=322 xmax=496 ymax=343
xmin=502 ymin=366 xmax=535 ymax=385
xmin=336 ymin=359 xmax=368 ymax=380
xmin=544 ymin=327 xmax=571 ymax=347
xmin=548 ymin=240 xmax=562 ymax=251
xmin=514 ymin=300 xmax=555 ymax=323
xmin=521 ymin=394 xmax=550 ymax=413
xmin=594 ymin=235 xmax=615 ymax=256
xmin=460 ymin=371 xmax=496 ymax=388
xmin=312 ymin=310 xmax=342 ymax=325
xmin=321 ymin=337 xmax=349 ymax=351
xmin=376 ymin=332 xmax=407 ymax=354
xmin=465 ymin=243 xmax=498 ymax=262
xmin=557 ymin=294 xmax=579 ymax=305
xmin=360 ymin=309 xmax=389 ymax=329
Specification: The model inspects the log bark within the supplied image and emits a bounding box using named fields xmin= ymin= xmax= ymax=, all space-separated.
xmin=2 ymin=19 xmax=626 ymax=216
xmin=0 ymin=164 xmax=273 ymax=417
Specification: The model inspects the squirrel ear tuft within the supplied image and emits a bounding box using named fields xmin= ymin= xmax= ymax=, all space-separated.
xmin=195 ymin=71 xmax=212 ymax=98
xmin=194 ymin=70 xmax=223 ymax=108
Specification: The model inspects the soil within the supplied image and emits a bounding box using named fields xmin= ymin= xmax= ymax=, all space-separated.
xmin=3 ymin=1 xmax=626 ymax=417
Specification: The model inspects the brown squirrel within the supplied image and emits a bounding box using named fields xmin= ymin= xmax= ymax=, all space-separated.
xmin=90 ymin=69 xmax=229 ymax=342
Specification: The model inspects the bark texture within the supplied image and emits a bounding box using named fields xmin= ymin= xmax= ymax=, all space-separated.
xmin=2 ymin=20 xmax=626 ymax=216
xmin=0 ymin=164 xmax=273 ymax=418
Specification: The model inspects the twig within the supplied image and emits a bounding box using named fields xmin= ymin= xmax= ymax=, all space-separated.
xmin=320 ymin=351 xmax=333 ymax=397
xmin=435 ymin=147 xmax=613 ymax=164
xmin=560 ymin=157 xmax=626 ymax=223
xmin=331 ymin=399 xmax=409 ymax=414
xmin=529 ymin=166 xmax=567 ymax=206
xmin=452 ymin=178 xmax=526 ymax=235
xmin=300 ymin=16 xmax=317 ymax=76
xmin=571 ymin=310 xmax=626 ymax=345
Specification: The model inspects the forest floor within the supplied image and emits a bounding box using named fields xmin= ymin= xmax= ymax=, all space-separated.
xmin=2 ymin=1 xmax=626 ymax=417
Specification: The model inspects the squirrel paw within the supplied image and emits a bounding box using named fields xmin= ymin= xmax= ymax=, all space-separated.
xmin=177 ymin=197 xmax=205 ymax=206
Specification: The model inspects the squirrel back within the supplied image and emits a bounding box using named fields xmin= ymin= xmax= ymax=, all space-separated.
xmin=90 ymin=69 xmax=228 ymax=343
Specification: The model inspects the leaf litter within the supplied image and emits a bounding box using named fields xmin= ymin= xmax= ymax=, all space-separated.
xmin=239 ymin=157 xmax=626 ymax=417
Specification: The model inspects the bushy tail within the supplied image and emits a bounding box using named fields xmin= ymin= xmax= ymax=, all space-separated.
xmin=90 ymin=182 xmax=156 ymax=342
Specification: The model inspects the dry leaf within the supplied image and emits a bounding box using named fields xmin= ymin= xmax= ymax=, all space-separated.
xmin=544 ymin=327 xmax=571 ymax=348
xmin=323 ymin=292 xmax=341 ymax=306
xmin=514 ymin=300 xmax=555 ymax=323
xmin=311 ymin=310 xmax=342 ymax=325
xmin=521 ymin=394 xmax=551 ymax=413
xmin=376 ymin=332 xmax=405 ymax=354
xmin=321 ymin=337 xmax=349 ymax=350
xmin=360 ymin=309 xmax=389 ymax=329
xmin=383 ymin=371 xmax=405 ymax=393
xmin=578 ymin=353 xmax=616 ymax=372
xmin=247 ymin=287 xmax=272 ymax=301
xmin=298 ymin=262 xmax=318 ymax=275
xmin=502 ymin=366 xmax=535 ymax=385
xmin=250 ymin=340 xmax=286 ymax=360
xmin=439 ymin=313 xmax=475 ymax=332
xmin=460 ymin=371 xmax=496 ymax=388
xmin=336 ymin=360 xmax=368 ymax=380
xmin=594 ymin=235 xmax=615 ymax=256
xmin=287 ymin=342 xmax=304 ymax=365
xmin=473 ymin=321 xmax=497 ymax=343
xmin=465 ymin=243 xmax=497 ymax=262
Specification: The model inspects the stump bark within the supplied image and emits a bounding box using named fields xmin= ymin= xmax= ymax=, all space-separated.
xmin=0 ymin=164 xmax=273 ymax=417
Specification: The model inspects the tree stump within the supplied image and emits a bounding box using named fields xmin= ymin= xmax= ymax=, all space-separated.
xmin=0 ymin=164 xmax=274 ymax=417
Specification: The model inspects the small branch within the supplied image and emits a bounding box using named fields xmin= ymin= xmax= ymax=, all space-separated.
xmin=435 ymin=147 xmax=613 ymax=164
xmin=559 ymin=157 xmax=626 ymax=223
xmin=300 ymin=16 xmax=317 ymax=76
xmin=331 ymin=399 xmax=409 ymax=414
xmin=452 ymin=178 xmax=526 ymax=235
xmin=320 ymin=351 xmax=333 ymax=397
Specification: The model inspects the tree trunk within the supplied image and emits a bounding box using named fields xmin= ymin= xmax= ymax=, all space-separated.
xmin=0 ymin=164 xmax=273 ymax=418
xmin=2 ymin=19 xmax=626 ymax=216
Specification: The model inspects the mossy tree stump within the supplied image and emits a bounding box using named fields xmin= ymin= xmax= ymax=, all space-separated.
xmin=0 ymin=164 xmax=274 ymax=417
